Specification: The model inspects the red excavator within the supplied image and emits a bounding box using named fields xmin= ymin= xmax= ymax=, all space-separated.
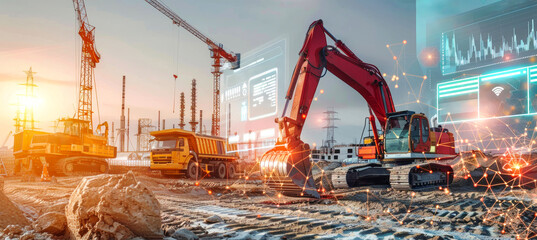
xmin=259 ymin=20 xmax=457 ymax=198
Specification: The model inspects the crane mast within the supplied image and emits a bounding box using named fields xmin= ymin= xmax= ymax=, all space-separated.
xmin=145 ymin=0 xmax=240 ymax=136
xmin=73 ymin=0 xmax=100 ymax=130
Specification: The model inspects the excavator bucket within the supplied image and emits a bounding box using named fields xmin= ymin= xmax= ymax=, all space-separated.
xmin=260 ymin=144 xmax=320 ymax=198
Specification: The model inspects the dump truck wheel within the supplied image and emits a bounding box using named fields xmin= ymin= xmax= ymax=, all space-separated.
xmin=186 ymin=160 xmax=199 ymax=179
xmin=227 ymin=163 xmax=236 ymax=179
xmin=216 ymin=163 xmax=226 ymax=179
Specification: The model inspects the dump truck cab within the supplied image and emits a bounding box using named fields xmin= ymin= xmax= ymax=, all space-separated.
xmin=151 ymin=136 xmax=191 ymax=170
xmin=150 ymin=129 xmax=238 ymax=179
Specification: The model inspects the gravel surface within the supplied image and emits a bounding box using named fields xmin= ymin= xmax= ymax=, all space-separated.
xmin=1 ymin=171 xmax=532 ymax=239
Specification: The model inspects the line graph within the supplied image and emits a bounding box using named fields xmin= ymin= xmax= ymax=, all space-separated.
xmin=441 ymin=4 xmax=537 ymax=75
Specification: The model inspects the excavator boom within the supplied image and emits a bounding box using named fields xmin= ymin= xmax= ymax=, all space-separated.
xmin=281 ymin=20 xmax=394 ymax=141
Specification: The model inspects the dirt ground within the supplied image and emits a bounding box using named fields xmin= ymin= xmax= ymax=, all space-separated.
xmin=1 ymin=169 xmax=535 ymax=240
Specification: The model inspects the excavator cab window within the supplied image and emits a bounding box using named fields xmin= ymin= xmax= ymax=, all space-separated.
xmin=410 ymin=118 xmax=420 ymax=150
xmin=56 ymin=120 xmax=86 ymax=136
xmin=58 ymin=121 xmax=79 ymax=136
xmin=384 ymin=115 xmax=411 ymax=153
xmin=409 ymin=116 xmax=431 ymax=153
xmin=421 ymin=119 xmax=429 ymax=143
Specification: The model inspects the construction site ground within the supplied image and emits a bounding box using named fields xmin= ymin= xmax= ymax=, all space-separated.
xmin=1 ymin=171 xmax=529 ymax=240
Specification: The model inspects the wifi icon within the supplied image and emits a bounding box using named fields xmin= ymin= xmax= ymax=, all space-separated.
xmin=492 ymin=86 xmax=504 ymax=96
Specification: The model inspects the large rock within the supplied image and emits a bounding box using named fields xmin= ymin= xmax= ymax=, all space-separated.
xmin=34 ymin=212 xmax=66 ymax=235
xmin=204 ymin=215 xmax=222 ymax=224
xmin=65 ymin=172 xmax=163 ymax=239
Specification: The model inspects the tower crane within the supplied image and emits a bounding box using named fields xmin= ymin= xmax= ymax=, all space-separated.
xmin=73 ymin=0 xmax=100 ymax=129
xmin=144 ymin=0 xmax=240 ymax=136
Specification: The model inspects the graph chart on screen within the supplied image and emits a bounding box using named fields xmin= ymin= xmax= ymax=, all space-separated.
xmin=441 ymin=4 xmax=537 ymax=76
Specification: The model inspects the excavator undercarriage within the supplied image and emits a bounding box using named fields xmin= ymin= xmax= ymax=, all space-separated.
xmin=330 ymin=162 xmax=454 ymax=191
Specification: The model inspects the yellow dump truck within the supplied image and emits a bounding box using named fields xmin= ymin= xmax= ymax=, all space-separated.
xmin=150 ymin=129 xmax=238 ymax=178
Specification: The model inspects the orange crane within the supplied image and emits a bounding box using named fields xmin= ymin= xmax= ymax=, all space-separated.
xmin=73 ymin=0 xmax=100 ymax=128
xmin=145 ymin=0 xmax=240 ymax=136
xmin=12 ymin=0 xmax=116 ymax=177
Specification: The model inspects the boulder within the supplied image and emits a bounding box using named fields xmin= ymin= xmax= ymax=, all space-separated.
xmin=65 ymin=172 xmax=163 ymax=239
xmin=204 ymin=215 xmax=223 ymax=224
xmin=34 ymin=212 xmax=66 ymax=235
xmin=172 ymin=228 xmax=198 ymax=240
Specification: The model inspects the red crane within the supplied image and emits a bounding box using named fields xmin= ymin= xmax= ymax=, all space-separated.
xmin=145 ymin=0 xmax=240 ymax=136
xmin=73 ymin=0 xmax=100 ymax=130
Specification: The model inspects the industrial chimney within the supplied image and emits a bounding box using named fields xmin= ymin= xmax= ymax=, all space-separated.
xmin=189 ymin=79 xmax=198 ymax=132
xmin=119 ymin=76 xmax=126 ymax=152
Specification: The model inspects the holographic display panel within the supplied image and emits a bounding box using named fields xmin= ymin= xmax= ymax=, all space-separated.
xmin=222 ymin=39 xmax=286 ymax=150
xmin=438 ymin=64 xmax=537 ymax=123
xmin=441 ymin=3 xmax=537 ymax=76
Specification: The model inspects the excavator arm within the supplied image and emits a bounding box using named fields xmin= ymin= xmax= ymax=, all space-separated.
xmin=278 ymin=20 xmax=394 ymax=149
xmin=261 ymin=20 xmax=396 ymax=198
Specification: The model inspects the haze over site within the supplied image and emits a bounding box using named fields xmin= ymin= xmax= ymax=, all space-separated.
xmin=0 ymin=0 xmax=416 ymax=147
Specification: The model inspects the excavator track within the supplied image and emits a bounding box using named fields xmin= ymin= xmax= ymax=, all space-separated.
xmin=50 ymin=157 xmax=109 ymax=176
xmin=389 ymin=163 xmax=453 ymax=191
xmin=331 ymin=163 xmax=390 ymax=189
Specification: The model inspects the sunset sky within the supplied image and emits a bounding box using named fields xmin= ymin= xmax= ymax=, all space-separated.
xmin=0 ymin=0 xmax=418 ymax=148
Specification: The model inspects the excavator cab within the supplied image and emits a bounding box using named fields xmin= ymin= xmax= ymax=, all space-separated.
xmin=55 ymin=118 xmax=92 ymax=137
xmin=384 ymin=111 xmax=431 ymax=154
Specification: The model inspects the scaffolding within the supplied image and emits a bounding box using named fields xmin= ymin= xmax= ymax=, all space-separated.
xmin=136 ymin=118 xmax=154 ymax=152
